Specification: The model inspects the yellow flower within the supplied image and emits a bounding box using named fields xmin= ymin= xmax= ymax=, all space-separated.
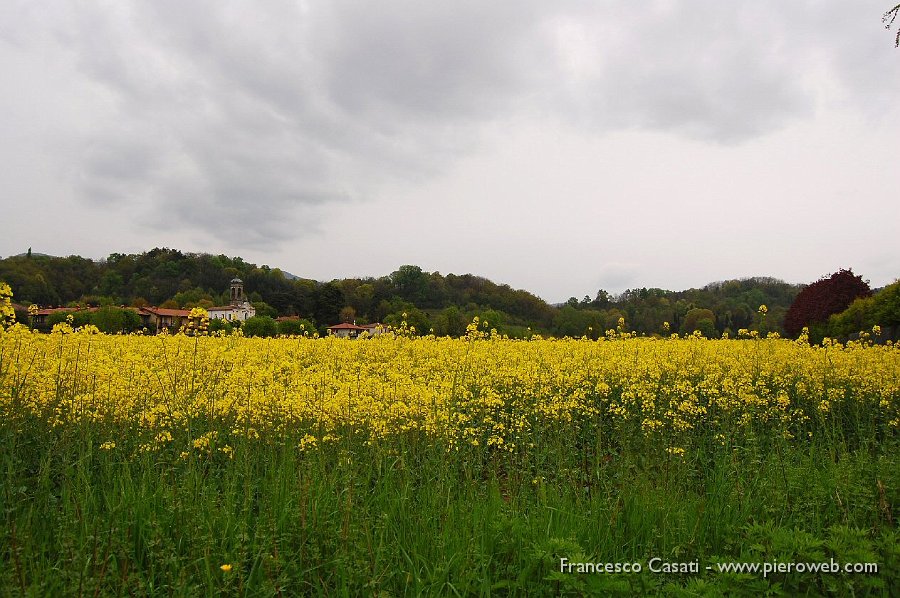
xmin=0 ymin=282 xmax=16 ymax=326
xmin=220 ymin=564 xmax=232 ymax=572
xmin=1 ymin=320 xmax=898 ymax=464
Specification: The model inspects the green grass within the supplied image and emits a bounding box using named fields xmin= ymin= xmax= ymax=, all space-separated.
xmin=1 ymin=419 xmax=897 ymax=596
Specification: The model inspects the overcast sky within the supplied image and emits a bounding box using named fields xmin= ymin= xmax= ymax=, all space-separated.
xmin=1 ymin=1 xmax=898 ymax=302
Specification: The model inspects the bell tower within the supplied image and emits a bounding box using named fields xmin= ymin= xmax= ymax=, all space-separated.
xmin=230 ymin=278 xmax=244 ymax=306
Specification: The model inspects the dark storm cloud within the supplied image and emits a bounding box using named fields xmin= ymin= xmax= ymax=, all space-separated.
xmin=2 ymin=1 xmax=891 ymax=247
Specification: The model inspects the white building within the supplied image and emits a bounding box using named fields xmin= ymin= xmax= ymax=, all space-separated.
xmin=327 ymin=322 xmax=387 ymax=338
xmin=208 ymin=278 xmax=256 ymax=322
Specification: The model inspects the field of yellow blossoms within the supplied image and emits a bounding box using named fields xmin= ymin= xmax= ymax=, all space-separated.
xmin=1 ymin=323 xmax=897 ymax=454
xmin=1 ymin=309 xmax=898 ymax=595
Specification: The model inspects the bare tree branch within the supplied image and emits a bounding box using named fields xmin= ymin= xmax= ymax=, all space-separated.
xmin=885 ymin=3 xmax=900 ymax=47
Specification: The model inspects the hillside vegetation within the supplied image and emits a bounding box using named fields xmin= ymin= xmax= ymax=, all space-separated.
xmin=0 ymin=248 xmax=869 ymax=339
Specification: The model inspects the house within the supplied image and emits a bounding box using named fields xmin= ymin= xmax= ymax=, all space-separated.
xmin=32 ymin=306 xmax=98 ymax=327
xmin=30 ymin=305 xmax=186 ymax=333
xmin=359 ymin=323 xmax=387 ymax=336
xmin=207 ymin=278 xmax=256 ymax=322
xmin=327 ymin=322 xmax=386 ymax=338
xmin=208 ymin=304 xmax=255 ymax=322
xmin=137 ymin=306 xmax=191 ymax=332
xmin=27 ymin=279 xmax=254 ymax=333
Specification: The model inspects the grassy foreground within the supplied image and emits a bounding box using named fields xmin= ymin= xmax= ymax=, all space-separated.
xmin=1 ymin=325 xmax=898 ymax=595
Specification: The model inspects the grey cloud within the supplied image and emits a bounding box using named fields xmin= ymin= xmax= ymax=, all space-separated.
xmin=318 ymin=1 xmax=550 ymax=121
xmin=4 ymin=0 xmax=891 ymax=248
xmin=547 ymin=2 xmax=817 ymax=143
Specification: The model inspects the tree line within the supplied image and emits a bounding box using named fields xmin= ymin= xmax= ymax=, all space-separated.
xmin=1 ymin=249 xmax=896 ymax=339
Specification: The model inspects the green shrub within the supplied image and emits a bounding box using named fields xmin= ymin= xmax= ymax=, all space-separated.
xmin=242 ymin=315 xmax=277 ymax=337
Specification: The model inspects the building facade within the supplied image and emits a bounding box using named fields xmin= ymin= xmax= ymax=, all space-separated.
xmin=207 ymin=278 xmax=256 ymax=322
xmin=327 ymin=322 xmax=387 ymax=338
xmin=138 ymin=307 xmax=191 ymax=331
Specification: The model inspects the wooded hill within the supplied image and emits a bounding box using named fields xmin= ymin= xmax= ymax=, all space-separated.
xmin=0 ymin=248 xmax=807 ymax=337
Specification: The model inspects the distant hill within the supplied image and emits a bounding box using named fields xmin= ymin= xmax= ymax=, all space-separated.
xmin=0 ymin=247 xmax=805 ymax=337
xmin=0 ymin=249 xmax=553 ymax=335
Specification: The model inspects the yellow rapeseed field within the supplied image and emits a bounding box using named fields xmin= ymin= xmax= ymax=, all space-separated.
xmin=1 ymin=320 xmax=897 ymax=457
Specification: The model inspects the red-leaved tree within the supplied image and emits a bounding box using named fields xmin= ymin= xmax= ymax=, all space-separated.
xmin=784 ymin=269 xmax=871 ymax=336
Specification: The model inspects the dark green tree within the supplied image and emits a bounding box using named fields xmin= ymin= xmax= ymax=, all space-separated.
xmin=277 ymin=318 xmax=316 ymax=336
xmin=313 ymin=282 xmax=345 ymax=327
xmin=252 ymin=301 xmax=278 ymax=319
xmin=91 ymin=306 xmax=141 ymax=334
xmin=242 ymin=316 xmax=277 ymax=337
xmin=681 ymin=308 xmax=716 ymax=336
xmin=433 ymin=306 xmax=467 ymax=337
xmin=390 ymin=265 xmax=428 ymax=304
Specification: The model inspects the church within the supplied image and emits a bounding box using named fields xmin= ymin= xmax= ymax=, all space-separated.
xmin=207 ymin=278 xmax=256 ymax=322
